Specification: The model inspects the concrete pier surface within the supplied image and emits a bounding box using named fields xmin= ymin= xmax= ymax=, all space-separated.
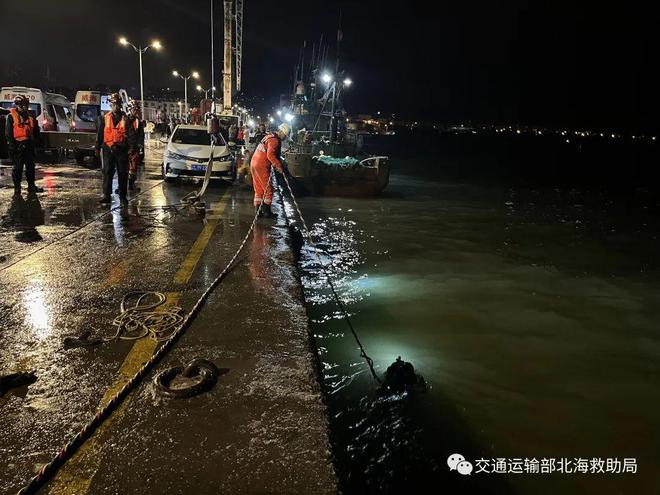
xmin=0 ymin=144 xmax=337 ymax=494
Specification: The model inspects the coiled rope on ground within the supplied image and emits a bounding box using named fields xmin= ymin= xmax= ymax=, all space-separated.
xmin=108 ymin=292 xmax=183 ymax=342
xmin=17 ymin=169 xmax=274 ymax=495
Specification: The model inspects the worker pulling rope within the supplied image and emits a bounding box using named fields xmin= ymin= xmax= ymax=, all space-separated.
xmin=18 ymin=129 xmax=385 ymax=493
xmin=17 ymin=169 xmax=275 ymax=495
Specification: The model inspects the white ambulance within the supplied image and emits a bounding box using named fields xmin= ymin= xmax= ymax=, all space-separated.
xmin=0 ymin=86 xmax=72 ymax=132
xmin=72 ymin=90 xmax=101 ymax=132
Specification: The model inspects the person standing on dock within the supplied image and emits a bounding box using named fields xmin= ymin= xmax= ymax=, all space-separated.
xmin=249 ymin=123 xmax=290 ymax=218
xmin=126 ymin=99 xmax=144 ymax=192
xmin=5 ymin=95 xmax=43 ymax=195
xmin=253 ymin=122 xmax=267 ymax=145
xmin=96 ymin=93 xmax=129 ymax=206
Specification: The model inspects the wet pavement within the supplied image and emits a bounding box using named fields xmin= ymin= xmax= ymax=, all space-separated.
xmin=0 ymin=144 xmax=336 ymax=494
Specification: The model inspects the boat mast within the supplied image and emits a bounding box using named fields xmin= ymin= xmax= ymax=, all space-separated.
xmin=335 ymin=9 xmax=342 ymax=74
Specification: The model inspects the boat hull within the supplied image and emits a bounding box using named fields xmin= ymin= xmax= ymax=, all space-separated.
xmin=285 ymin=153 xmax=390 ymax=197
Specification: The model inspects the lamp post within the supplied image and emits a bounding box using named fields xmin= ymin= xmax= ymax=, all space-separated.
xmin=196 ymin=85 xmax=216 ymax=100
xmin=118 ymin=37 xmax=162 ymax=114
xmin=322 ymin=73 xmax=352 ymax=142
xmin=172 ymin=70 xmax=199 ymax=122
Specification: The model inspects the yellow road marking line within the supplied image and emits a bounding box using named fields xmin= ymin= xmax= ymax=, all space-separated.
xmin=172 ymin=223 xmax=220 ymax=285
xmin=48 ymin=293 xmax=179 ymax=495
xmin=48 ymin=189 xmax=230 ymax=494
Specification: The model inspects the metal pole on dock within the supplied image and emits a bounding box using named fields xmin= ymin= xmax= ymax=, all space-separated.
xmin=211 ymin=0 xmax=215 ymax=111
xmin=223 ymin=0 xmax=233 ymax=113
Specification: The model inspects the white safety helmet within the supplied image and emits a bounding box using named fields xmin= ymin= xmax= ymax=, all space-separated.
xmin=278 ymin=123 xmax=291 ymax=136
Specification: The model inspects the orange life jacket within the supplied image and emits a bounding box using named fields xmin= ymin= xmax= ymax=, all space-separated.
xmin=10 ymin=108 xmax=35 ymax=142
xmin=103 ymin=112 xmax=127 ymax=147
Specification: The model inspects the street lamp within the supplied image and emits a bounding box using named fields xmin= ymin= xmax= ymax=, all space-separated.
xmin=172 ymin=70 xmax=199 ymax=121
xmin=328 ymin=75 xmax=354 ymax=142
xmin=118 ymin=37 xmax=162 ymax=114
xmin=196 ymin=85 xmax=215 ymax=99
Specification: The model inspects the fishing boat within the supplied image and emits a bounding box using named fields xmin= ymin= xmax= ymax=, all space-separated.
xmin=278 ymin=37 xmax=391 ymax=197
xmin=285 ymin=138 xmax=389 ymax=197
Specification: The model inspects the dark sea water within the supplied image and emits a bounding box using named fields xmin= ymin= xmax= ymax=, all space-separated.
xmin=294 ymin=132 xmax=660 ymax=494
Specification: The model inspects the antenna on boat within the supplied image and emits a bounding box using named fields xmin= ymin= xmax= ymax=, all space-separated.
xmin=301 ymin=40 xmax=306 ymax=83
xmin=335 ymin=9 xmax=342 ymax=74
xmin=310 ymin=42 xmax=316 ymax=75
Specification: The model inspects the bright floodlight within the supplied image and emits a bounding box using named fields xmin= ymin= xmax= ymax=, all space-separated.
xmin=177 ymin=101 xmax=182 ymax=106
xmin=119 ymin=37 xmax=129 ymax=46
xmin=248 ymin=119 xmax=255 ymax=127
xmin=276 ymin=110 xmax=282 ymax=116
xmin=151 ymin=40 xmax=162 ymax=50
xmin=172 ymin=70 xmax=179 ymax=77
xmin=212 ymin=86 xmax=216 ymax=91
xmin=269 ymin=117 xmax=274 ymax=123
xmin=192 ymin=71 xmax=200 ymax=79
xmin=284 ymin=113 xmax=294 ymax=123
xmin=196 ymin=85 xmax=202 ymax=91
xmin=343 ymin=78 xmax=352 ymax=86
xmin=322 ymin=73 xmax=332 ymax=83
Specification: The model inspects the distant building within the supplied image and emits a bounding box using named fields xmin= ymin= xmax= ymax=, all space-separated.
xmin=142 ymin=99 xmax=182 ymax=121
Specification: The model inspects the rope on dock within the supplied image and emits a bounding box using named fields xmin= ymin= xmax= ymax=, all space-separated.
xmin=16 ymin=171 xmax=275 ymax=495
xmin=108 ymin=292 xmax=184 ymax=342
xmin=277 ymin=171 xmax=382 ymax=383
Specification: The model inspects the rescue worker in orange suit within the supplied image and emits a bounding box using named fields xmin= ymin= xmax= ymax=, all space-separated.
xmin=5 ymin=95 xmax=43 ymax=195
xmin=96 ymin=93 xmax=129 ymax=206
xmin=126 ymin=99 xmax=144 ymax=192
xmin=249 ymin=123 xmax=290 ymax=218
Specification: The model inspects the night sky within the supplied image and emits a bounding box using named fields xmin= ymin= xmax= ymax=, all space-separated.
xmin=1 ymin=1 xmax=658 ymax=131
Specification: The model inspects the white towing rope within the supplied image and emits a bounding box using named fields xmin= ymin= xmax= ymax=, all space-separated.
xmin=180 ymin=137 xmax=217 ymax=206
xmin=276 ymin=169 xmax=382 ymax=384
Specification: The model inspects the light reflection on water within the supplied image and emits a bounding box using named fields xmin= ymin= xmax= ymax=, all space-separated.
xmin=297 ymin=171 xmax=660 ymax=494
xmin=24 ymin=277 xmax=51 ymax=340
